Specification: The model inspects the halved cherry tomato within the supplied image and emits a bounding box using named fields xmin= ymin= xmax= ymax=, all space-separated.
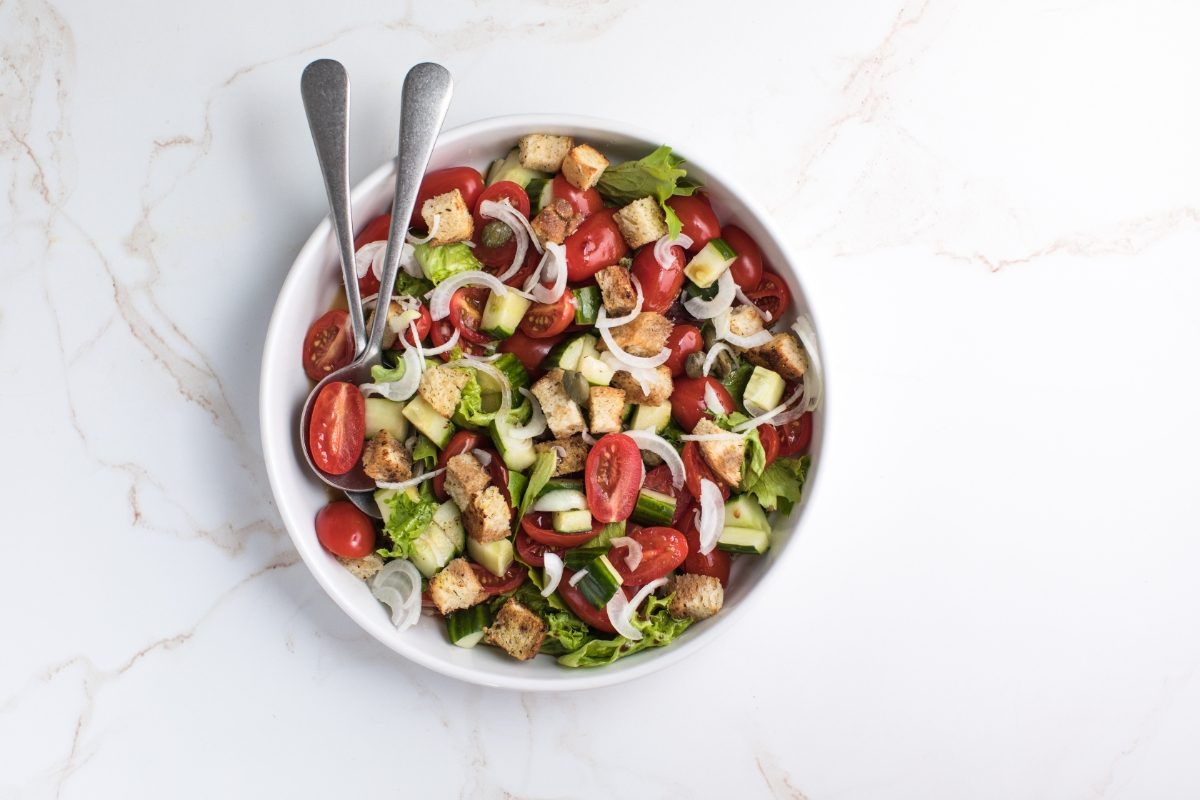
xmin=448 ymin=287 xmax=493 ymax=345
xmin=665 ymin=194 xmax=720 ymax=253
xmin=308 ymin=381 xmax=365 ymax=475
xmin=682 ymin=441 xmax=731 ymax=501
xmin=721 ymin=225 xmax=764 ymax=291
xmin=302 ymin=309 xmax=354 ymax=381
xmin=399 ymin=304 xmax=432 ymax=348
xmin=610 ymin=526 xmax=688 ymax=587
xmin=642 ymin=464 xmax=693 ymax=529
xmin=551 ymin=173 xmax=604 ymax=217
xmin=558 ymin=570 xmax=618 ymax=633
xmin=519 ymin=293 xmax=575 ymax=339
xmin=499 ymin=330 xmax=566 ymax=380
xmin=515 ymin=529 xmax=567 ymax=568
xmin=521 ymin=512 xmax=601 ymax=548
xmin=472 ymin=562 xmax=528 ymax=597
xmin=430 ymin=319 xmax=485 ymax=361
xmin=682 ymin=515 xmax=732 ymax=586
xmin=433 ymin=431 xmax=485 ymax=500
xmin=353 ymin=213 xmax=391 ymax=296
xmin=776 ymin=412 xmax=813 ymax=458
xmin=743 ymin=270 xmax=792 ymax=321
xmin=315 ymin=500 xmax=376 ymax=558
xmin=670 ymin=376 xmax=734 ymax=432
xmin=565 ymin=208 xmax=628 ymax=282
xmin=663 ymin=324 xmax=704 ymax=377
xmin=409 ymin=166 xmax=484 ymax=228
xmin=472 ymin=180 xmax=530 ymax=227
xmin=585 ymin=434 xmax=643 ymax=523
xmin=758 ymin=423 xmax=780 ymax=466
xmin=630 ymin=242 xmax=685 ymax=313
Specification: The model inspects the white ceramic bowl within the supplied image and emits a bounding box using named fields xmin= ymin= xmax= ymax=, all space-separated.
xmin=260 ymin=114 xmax=826 ymax=691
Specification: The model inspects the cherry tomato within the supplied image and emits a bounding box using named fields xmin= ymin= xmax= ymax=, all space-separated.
xmin=642 ymin=464 xmax=693 ymax=529
xmin=682 ymin=441 xmax=731 ymax=501
xmin=433 ymin=431 xmax=486 ymax=500
xmin=663 ymin=324 xmax=704 ymax=378
xmin=521 ymin=512 xmax=602 ymax=548
xmin=481 ymin=448 xmax=511 ymax=507
xmin=565 ymin=208 xmax=628 ymax=282
xmin=410 ymin=166 xmax=484 ymax=228
xmin=399 ymin=304 xmax=432 ymax=348
xmin=519 ymin=293 xmax=575 ymax=339
xmin=308 ymin=381 xmax=365 ymax=475
xmin=558 ymin=570 xmax=618 ymax=633
xmin=585 ymin=434 xmax=643 ymax=523
xmin=302 ymin=309 xmax=354 ymax=381
xmin=353 ymin=214 xmax=391 ymax=296
xmin=743 ymin=270 xmax=792 ymax=321
xmin=315 ymin=500 xmax=376 ymax=558
xmin=665 ymin=194 xmax=720 ymax=253
xmin=448 ymin=287 xmax=493 ymax=345
xmin=670 ymin=376 xmax=734 ymax=432
xmin=430 ymin=319 xmax=485 ymax=361
xmin=472 ymin=562 xmax=528 ymax=597
xmin=515 ymin=529 xmax=567 ymax=568
xmin=610 ymin=526 xmax=688 ymax=586
xmin=758 ymin=423 xmax=781 ymax=466
xmin=630 ymin=242 xmax=685 ymax=313
xmin=776 ymin=412 xmax=813 ymax=458
xmin=551 ymin=173 xmax=603 ymax=217
xmin=721 ymin=225 xmax=764 ymax=291
xmin=682 ymin=515 xmax=732 ymax=586
xmin=499 ymin=330 xmax=566 ymax=380
xmin=473 ymin=180 xmax=531 ymax=225
xmin=471 ymin=183 xmax=532 ymax=274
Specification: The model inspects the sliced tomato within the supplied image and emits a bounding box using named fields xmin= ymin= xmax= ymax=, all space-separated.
xmin=564 ymin=208 xmax=628 ymax=282
xmin=558 ymin=570 xmax=618 ymax=633
xmin=743 ymin=270 xmax=792 ymax=321
xmin=433 ymin=431 xmax=485 ymax=500
xmin=521 ymin=512 xmax=601 ymax=548
xmin=308 ymin=381 xmax=365 ymax=475
xmin=665 ymin=194 xmax=720 ymax=254
xmin=552 ymin=173 xmax=604 ymax=217
xmin=409 ymin=166 xmax=485 ymax=228
xmin=609 ymin=526 xmax=688 ymax=587
xmin=682 ymin=515 xmax=732 ymax=586
xmin=353 ymin=213 xmax=391 ymax=296
xmin=519 ymin=293 xmax=575 ymax=339
xmin=585 ymin=434 xmax=643 ymax=523
xmin=315 ymin=500 xmax=376 ymax=558
xmin=302 ymin=309 xmax=354 ymax=381
xmin=630 ymin=241 xmax=685 ymax=313
xmin=515 ymin=529 xmax=567 ymax=568
xmin=663 ymin=324 xmax=704 ymax=378
xmin=430 ymin=319 xmax=485 ymax=360
xmin=670 ymin=376 xmax=734 ymax=432
xmin=776 ymin=412 xmax=813 ymax=458
xmin=642 ymin=464 xmax=693 ymax=529
xmin=682 ymin=441 xmax=731 ymax=501
xmin=499 ymin=330 xmax=566 ymax=380
xmin=448 ymin=287 xmax=493 ymax=345
xmin=472 ymin=562 xmax=528 ymax=597
xmin=399 ymin=304 xmax=432 ymax=348
xmin=758 ymin=423 xmax=780 ymax=466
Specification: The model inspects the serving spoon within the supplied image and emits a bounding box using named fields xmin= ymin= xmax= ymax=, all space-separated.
xmin=299 ymin=61 xmax=454 ymax=504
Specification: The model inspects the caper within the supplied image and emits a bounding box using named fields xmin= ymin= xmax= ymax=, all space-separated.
xmin=685 ymin=351 xmax=707 ymax=379
xmin=701 ymin=322 xmax=718 ymax=349
xmin=480 ymin=220 xmax=512 ymax=248
xmin=711 ymin=349 xmax=737 ymax=380
xmin=562 ymin=370 xmax=591 ymax=407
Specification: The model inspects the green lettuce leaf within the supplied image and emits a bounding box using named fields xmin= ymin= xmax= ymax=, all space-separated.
xmin=595 ymin=145 xmax=699 ymax=239
xmin=453 ymin=370 xmax=533 ymax=430
xmin=742 ymin=427 xmax=766 ymax=489
xmin=413 ymin=242 xmax=483 ymax=285
xmin=557 ymin=593 xmax=692 ymax=668
xmin=411 ymin=435 xmax=438 ymax=471
xmin=377 ymin=490 xmax=438 ymax=559
xmin=394 ymin=272 xmax=434 ymax=298
xmin=742 ymin=455 xmax=810 ymax=516
xmin=515 ymin=451 xmax=557 ymax=532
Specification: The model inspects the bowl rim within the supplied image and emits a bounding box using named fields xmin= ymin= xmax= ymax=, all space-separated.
xmin=259 ymin=113 xmax=828 ymax=691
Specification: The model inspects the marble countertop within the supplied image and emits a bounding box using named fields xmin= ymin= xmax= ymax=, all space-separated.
xmin=4 ymin=0 xmax=1199 ymax=796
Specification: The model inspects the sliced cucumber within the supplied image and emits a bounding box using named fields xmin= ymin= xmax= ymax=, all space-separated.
xmin=481 ymin=352 xmax=530 ymax=392
xmin=576 ymin=554 xmax=622 ymax=608
xmin=579 ymin=354 xmax=613 ymax=386
xmin=630 ymin=402 xmax=672 ymax=433
xmin=724 ymin=494 xmax=771 ymax=534
xmin=683 ymin=237 xmax=738 ymax=288
xmin=544 ymin=333 xmax=595 ymax=371
xmin=534 ymin=489 xmax=589 ymax=513
xmin=718 ymin=525 xmax=770 ymax=554
xmin=467 ymin=536 xmax=515 ymax=578
xmin=447 ymin=605 xmax=491 ymax=648
xmin=541 ymin=478 xmax=584 ymax=496
xmin=553 ymin=509 xmax=593 ymax=533
xmin=572 ymin=286 xmax=601 ymax=326
xmin=433 ymin=500 xmax=465 ymax=552
xmin=373 ymin=488 xmax=399 ymax=522
xmin=579 ymin=335 xmax=601 ymax=364
xmin=364 ymin=398 xmax=410 ymax=441
xmin=526 ymin=177 xmax=554 ymax=213
xmin=486 ymin=148 xmax=547 ymax=188
xmin=743 ymin=366 xmax=785 ymax=417
xmin=631 ymin=488 xmax=677 ymax=526
xmin=480 ymin=290 xmax=531 ymax=339
xmin=489 ymin=419 xmax=537 ymax=471
xmin=402 ymin=396 xmax=455 ymax=448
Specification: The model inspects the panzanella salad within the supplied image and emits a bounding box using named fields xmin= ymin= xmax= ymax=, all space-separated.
xmin=301 ymin=134 xmax=821 ymax=667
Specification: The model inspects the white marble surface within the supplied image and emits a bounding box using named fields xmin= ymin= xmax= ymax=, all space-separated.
xmin=3 ymin=0 xmax=1199 ymax=796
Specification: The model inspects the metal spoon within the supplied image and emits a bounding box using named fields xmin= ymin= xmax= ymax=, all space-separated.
xmin=299 ymin=61 xmax=454 ymax=501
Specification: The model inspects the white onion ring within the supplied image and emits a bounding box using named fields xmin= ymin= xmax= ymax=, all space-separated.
xmin=605 ymin=589 xmax=640 ymax=640
xmin=505 ymin=387 xmax=547 ymax=439
xmin=480 ymin=198 xmax=534 ymax=281
xmin=790 ymin=315 xmax=823 ymax=415
xmin=654 ymin=232 xmax=693 ymax=270
xmin=568 ymin=569 xmax=589 ymax=587
xmin=445 ymin=358 xmax=512 ymax=424
xmin=609 ymin=536 xmax=643 ymax=571
xmin=622 ymin=429 xmax=685 ymax=489
xmin=581 ymin=430 xmax=597 ymax=445
xmin=471 ymin=449 xmax=492 ymax=466
xmin=526 ymin=243 xmax=569 ymax=304
xmin=354 ymin=241 xmax=386 ymax=279
xmin=429 ymin=271 xmax=511 ymax=320
xmin=697 ymin=480 xmax=724 ymax=555
xmin=598 ymin=324 xmax=671 ymax=369
xmin=735 ymin=286 xmax=771 ymax=322
xmin=359 ymin=345 xmax=422 ymax=402
xmin=731 ymin=384 xmax=805 ymax=433
xmin=714 ymin=309 xmax=772 ymax=348
xmin=683 ymin=271 xmax=735 ymax=319
xmin=375 ymin=467 xmax=446 ymax=491
xmin=420 ymin=326 xmax=459 ymax=356
xmin=406 ymin=214 xmax=441 ymax=245
xmin=541 ymin=553 xmax=564 ymax=597
xmin=370 ymin=559 xmax=423 ymax=630
xmin=702 ymin=343 xmax=734 ymax=377
xmin=595 ymin=275 xmax=644 ymax=329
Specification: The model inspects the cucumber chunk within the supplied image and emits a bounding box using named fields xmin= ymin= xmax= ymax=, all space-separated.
xmin=447 ymin=605 xmax=491 ymax=648
xmin=433 ymin=500 xmax=465 ymax=552
xmin=572 ymin=286 xmax=601 ymax=325
xmin=717 ymin=525 xmax=770 ymax=554
xmin=630 ymin=402 xmax=672 ymax=433
xmin=533 ymin=489 xmax=589 ymax=513
xmin=684 ymin=237 xmax=738 ymax=288
xmin=541 ymin=478 xmax=584 ymax=496
xmin=553 ymin=509 xmax=593 ymax=533
xmin=489 ymin=419 xmax=538 ymax=471
xmin=402 ymin=396 xmax=455 ymax=448
xmin=486 ymin=148 xmax=547 ymax=188
xmin=467 ymin=536 xmax=514 ymax=578
xmin=631 ymin=488 xmax=677 ymax=526
xmin=364 ymin=398 xmax=410 ymax=441
xmin=480 ymin=290 xmax=531 ymax=339
xmin=743 ymin=366 xmax=785 ymax=417
xmin=545 ymin=333 xmax=595 ymax=371
xmin=576 ymin=554 xmax=622 ymax=608
xmin=579 ymin=354 xmax=614 ymax=386
xmin=724 ymin=494 xmax=771 ymax=534
xmin=525 ymin=177 xmax=552 ymax=213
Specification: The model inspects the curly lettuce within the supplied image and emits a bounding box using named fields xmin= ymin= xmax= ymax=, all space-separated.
xmin=413 ymin=241 xmax=483 ymax=285
xmin=505 ymin=582 xmax=591 ymax=656
xmin=377 ymin=490 xmax=437 ymax=559
xmin=742 ymin=455 xmax=811 ymax=516
xmin=558 ymin=593 xmax=692 ymax=668
xmin=595 ymin=145 xmax=700 ymax=239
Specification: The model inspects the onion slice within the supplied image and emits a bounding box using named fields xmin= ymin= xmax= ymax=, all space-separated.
xmin=654 ymin=232 xmax=693 ymax=270
xmin=606 ymin=577 xmax=670 ymax=641
xmin=713 ymin=308 xmax=773 ymax=348
xmin=406 ymin=214 xmax=440 ymax=245
xmin=505 ymin=387 xmax=547 ymax=439
xmin=683 ymin=271 xmax=735 ymax=319
xmin=359 ymin=345 xmax=422 ymax=402
xmin=598 ymin=324 xmax=671 ymax=369
xmin=354 ymin=241 xmax=386 ymax=279
xmin=697 ymin=480 xmax=724 ymax=555
xmin=471 ymin=449 xmax=492 ymax=466
xmin=731 ymin=384 xmax=805 ymax=432
xmin=595 ymin=276 xmax=643 ymax=328
xmin=526 ymin=243 xmax=569 ymax=304
xmin=479 ymin=198 xmax=535 ymax=281
xmin=790 ymin=315 xmax=823 ymax=415
xmin=375 ymin=467 xmax=445 ymax=492
xmin=420 ymin=325 xmax=459 ymax=356
xmin=541 ymin=553 xmax=564 ymax=597
xmin=428 ymin=271 xmax=511 ymax=320
xmin=622 ymin=429 xmax=685 ymax=489
xmin=444 ymin=358 xmax=513 ymax=421
xmin=704 ymin=383 xmax=724 ymax=414
xmin=370 ymin=559 xmax=423 ymax=630
xmin=702 ymin=343 xmax=734 ymax=377
xmin=609 ymin=536 xmax=643 ymax=571
xmin=735 ymin=285 xmax=772 ymax=322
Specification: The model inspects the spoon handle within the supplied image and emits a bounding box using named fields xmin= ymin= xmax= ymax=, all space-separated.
xmin=301 ymin=59 xmax=368 ymax=358
xmin=369 ymin=62 xmax=454 ymax=357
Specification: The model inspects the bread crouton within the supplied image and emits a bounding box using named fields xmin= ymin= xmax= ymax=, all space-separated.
xmin=727 ymin=305 xmax=766 ymax=343
xmin=611 ymin=365 xmax=673 ymax=405
xmin=588 ymin=386 xmax=626 ymax=434
xmin=421 ymin=189 xmax=473 ymax=246
xmin=419 ymin=365 xmax=470 ymax=419
xmin=606 ymin=312 xmax=673 ymax=357
xmin=534 ymin=435 xmax=589 ymax=476
xmin=530 ymin=369 xmax=586 ymax=438
xmin=464 ymin=485 xmax=511 ymax=543
xmin=669 ymin=574 xmax=723 ymax=620
xmin=746 ymin=333 xmax=809 ymax=381
xmin=614 ymin=197 xmax=668 ymax=249
xmin=485 ymin=597 xmax=547 ymax=660
xmin=595 ymin=265 xmax=638 ymax=316
xmin=692 ymin=418 xmax=744 ymax=486
xmin=338 ymin=553 xmax=384 ymax=581
xmin=518 ymin=133 xmax=573 ymax=172
xmin=561 ymin=143 xmax=608 ymax=190
xmin=530 ymin=198 xmax=583 ymax=246
xmin=428 ymin=558 xmax=486 ymax=615
xmin=444 ymin=453 xmax=491 ymax=511
xmin=361 ymin=430 xmax=413 ymax=483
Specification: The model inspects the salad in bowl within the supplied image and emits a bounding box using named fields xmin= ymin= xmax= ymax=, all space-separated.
xmin=295 ymin=129 xmax=821 ymax=669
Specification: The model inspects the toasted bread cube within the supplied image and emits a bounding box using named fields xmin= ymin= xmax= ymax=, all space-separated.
xmin=421 ymin=189 xmax=474 ymax=246
xmin=606 ymin=312 xmax=673 ymax=357
xmin=464 ymin=485 xmax=511 ymax=543
xmin=589 ymin=386 xmax=626 ymax=434
xmin=338 ymin=553 xmax=385 ymax=581
xmin=530 ymin=369 xmax=586 ymax=438
xmin=561 ymin=143 xmax=608 ymax=191
xmin=518 ymin=133 xmax=574 ymax=172
xmin=595 ymin=265 xmax=638 ymax=316
xmin=669 ymin=574 xmax=723 ymax=620
xmin=485 ymin=598 xmax=547 ymax=660
xmin=611 ymin=365 xmax=673 ymax=406
xmin=746 ymin=333 xmax=809 ymax=381
xmin=444 ymin=453 xmax=491 ymax=511
xmin=727 ymin=305 xmax=766 ymax=343
xmin=361 ymin=430 xmax=413 ymax=483
xmin=428 ymin=558 xmax=486 ymax=615
xmin=691 ymin=418 xmax=744 ymax=486
xmin=614 ymin=197 xmax=668 ymax=249
xmin=419 ymin=365 xmax=470 ymax=419
xmin=530 ymin=198 xmax=583 ymax=246
xmin=534 ymin=435 xmax=589 ymax=476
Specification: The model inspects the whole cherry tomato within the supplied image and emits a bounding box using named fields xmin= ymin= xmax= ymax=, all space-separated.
xmin=551 ymin=173 xmax=603 ymax=217
xmin=663 ymin=324 xmax=704 ymax=377
xmin=630 ymin=242 xmax=685 ymax=313
xmin=515 ymin=529 xmax=567 ymax=568
xmin=721 ymin=225 xmax=764 ymax=291
xmin=499 ymin=330 xmax=567 ymax=380
xmin=409 ymin=166 xmax=484 ymax=228
xmin=315 ymin=501 xmax=376 ymax=558
xmin=665 ymin=194 xmax=720 ymax=253
xmin=681 ymin=515 xmax=732 ymax=586
xmin=565 ymin=208 xmax=628 ymax=282
xmin=776 ymin=412 xmax=813 ymax=458
xmin=670 ymin=376 xmax=734 ymax=432
xmin=448 ymin=287 xmax=493 ymax=345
